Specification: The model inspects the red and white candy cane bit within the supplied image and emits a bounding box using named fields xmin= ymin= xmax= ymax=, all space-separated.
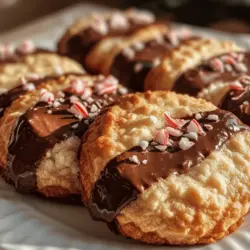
xmin=81 ymin=87 xmax=92 ymax=100
xmin=164 ymin=113 xmax=187 ymax=129
xmin=221 ymin=55 xmax=236 ymax=65
xmin=71 ymin=79 xmax=86 ymax=95
xmin=102 ymin=75 xmax=119 ymax=86
xmin=96 ymin=82 xmax=117 ymax=95
xmin=0 ymin=43 xmax=14 ymax=58
xmin=187 ymin=119 xmax=205 ymax=135
xmin=17 ymin=40 xmax=35 ymax=54
xmin=165 ymin=127 xmax=183 ymax=137
xmin=229 ymin=81 xmax=245 ymax=91
xmin=40 ymin=89 xmax=54 ymax=104
xmin=154 ymin=129 xmax=169 ymax=145
xmin=209 ymin=58 xmax=224 ymax=72
xmin=70 ymin=101 xmax=88 ymax=119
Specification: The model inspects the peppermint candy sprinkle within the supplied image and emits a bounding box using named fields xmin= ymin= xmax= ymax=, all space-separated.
xmin=229 ymin=81 xmax=244 ymax=91
xmin=17 ymin=40 xmax=35 ymax=54
xmin=154 ymin=129 xmax=169 ymax=145
xmin=70 ymin=101 xmax=88 ymax=119
xmin=71 ymin=79 xmax=86 ymax=95
xmin=40 ymin=89 xmax=54 ymax=104
xmin=95 ymin=76 xmax=118 ymax=95
xmin=187 ymin=119 xmax=205 ymax=135
xmin=179 ymin=137 xmax=195 ymax=150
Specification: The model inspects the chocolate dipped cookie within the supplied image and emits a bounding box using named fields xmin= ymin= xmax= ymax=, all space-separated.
xmin=80 ymin=91 xmax=250 ymax=245
xmin=0 ymin=73 xmax=128 ymax=199
xmin=0 ymin=40 xmax=84 ymax=92
xmin=145 ymin=38 xmax=245 ymax=95
xmin=58 ymin=9 xmax=156 ymax=70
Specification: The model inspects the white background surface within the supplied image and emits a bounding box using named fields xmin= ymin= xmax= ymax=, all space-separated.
xmin=1 ymin=3 xmax=250 ymax=250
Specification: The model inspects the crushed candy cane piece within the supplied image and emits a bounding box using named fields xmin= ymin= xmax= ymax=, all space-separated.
xmin=24 ymin=83 xmax=35 ymax=91
xmin=183 ymin=132 xmax=198 ymax=141
xmin=40 ymin=89 xmax=54 ymax=104
xmin=81 ymin=87 xmax=92 ymax=100
xmin=129 ymin=155 xmax=140 ymax=164
xmin=221 ymin=55 xmax=236 ymax=65
xmin=209 ymin=58 xmax=224 ymax=72
xmin=17 ymin=40 xmax=35 ymax=54
xmin=204 ymin=124 xmax=213 ymax=130
xmin=195 ymin=113 xmax=202 ymax=120
xmin=207 ymin=114 xmax=219 ymax=121
xmin=139 ymin=140 xmax=149 ymax=150
xmin=110 ymin=12 xmax=129 ymax=30
xmin=71 ymin=79 xmax=86 ymax=95
xmin=165 ymin=127 xmax=183 ymax=137
xmin=154 ymin=129 xmax=169 ymax=145
xmin=70 ymin=101 xmax=88 ymax=119
xmin=187 ymin=119 xmax=205 ymax=135
xmin=234 ymin=63 xmax=248 ymax=73
xmin=133 ymin=42 xmax=145 ymax=51
xmin=142 ymin=159 xmax=148 ymax=164
xmin=155 ymin=145 xmax=167 ymax=151
xmin=229 ymin=81 xmax=245 ymax=91
xmin=179 ymin=137 xmax=195 ymax=150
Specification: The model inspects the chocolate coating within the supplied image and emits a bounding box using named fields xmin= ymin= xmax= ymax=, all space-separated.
xmin=173 ymin=52 xmax=250 ymax=96
xmin=6 ymin=89 xmax=123 ymax=194
xmin=89 ymin=109 xmax=247 ymax=224
xmin=66 ymin=19 xmax=153 ymax=72
xmin=111 ymin=39 xmax=173 ymax=91
xmin=220 ymin=78 xmax=250 ymax=125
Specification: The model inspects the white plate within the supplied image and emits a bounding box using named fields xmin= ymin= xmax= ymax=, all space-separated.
xmin=1 ymin=3 xmax=250 ymax=250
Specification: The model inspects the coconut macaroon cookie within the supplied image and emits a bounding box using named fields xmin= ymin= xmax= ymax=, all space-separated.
xmin=0 ymin=73 xmax=128 ymax=199
xmin=110 ymin=28 xmax=194 ymax=91
xmin=80 ymin=91 xmax=250 ymax=245
xmin=58 ymin=8 xmax=156 ymax=70
xmin=0 ymin=40 xmax=83 ymax=92
xmin=145 ymin=38 xmax=246 ymax=97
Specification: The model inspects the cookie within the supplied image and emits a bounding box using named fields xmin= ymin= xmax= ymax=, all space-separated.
xmin=110 ymin=28 xmax=195 ymax=91
xmin=0 ymin=73 xmax=128 ymax=199
xmin=145 ymin=38 xmax=244 ymax=93
xmin=58 ymin=9 xmax=156 ymax=69
xmin=0 ymin=40 xmax=84 ymax=92
xmin=80 ymin=91 xmax=250 ymax=245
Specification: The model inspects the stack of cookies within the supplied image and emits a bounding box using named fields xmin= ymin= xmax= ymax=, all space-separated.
xmin=1 ymin=8 xmax=250 ymax=246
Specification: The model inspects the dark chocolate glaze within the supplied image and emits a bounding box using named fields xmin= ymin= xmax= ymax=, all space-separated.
xmin=220 ymin=78 xmax=250 ymax=125
xmin=89 ymin=109 xmax=247 ymax=224
xmin=111 ymin=39 xmax=173 ymax=91
xmin=173 ymin=52 xmax=250 ymax=96
xmin=6 ymin=88 xmax=123 ymax=193
xmin=111 ymin=36 xmax=199 ymax=91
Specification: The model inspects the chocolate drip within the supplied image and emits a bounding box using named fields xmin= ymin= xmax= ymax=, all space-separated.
xmin=220 ymin=80 xmax=250 ymax=125
xmin=89 ymin=109 xmax=247 ymax=224
xmin=173 ymin=52 xmax=250 ymax=96
xmin=6 ymin=90 xmax=122 ymax=193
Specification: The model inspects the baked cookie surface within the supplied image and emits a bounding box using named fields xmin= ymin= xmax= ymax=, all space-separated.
xmin=80 ymin=91 xmax=250 ymax=245
xmin=0 ymin=73 xmax=128 ymax=199
xmin=145 ymin=38 xmax=244 ymax=92
xmin=0 ymin=40 xmax=84 ymax=92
